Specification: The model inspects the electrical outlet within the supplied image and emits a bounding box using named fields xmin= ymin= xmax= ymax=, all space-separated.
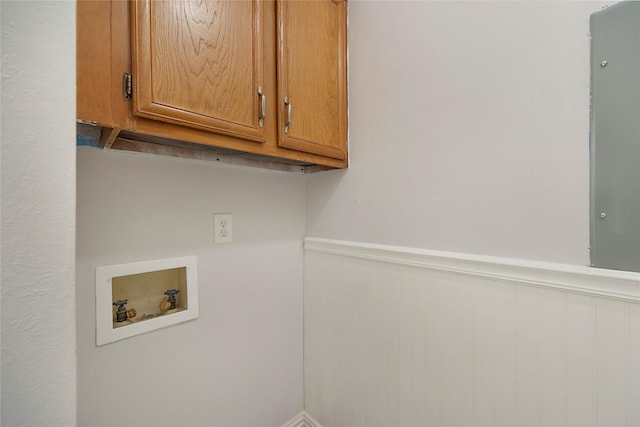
xmin=214 ymin=214 xmax=233 ymax=244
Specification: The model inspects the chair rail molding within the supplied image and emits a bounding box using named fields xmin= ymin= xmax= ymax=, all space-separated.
xmin=304 ymin=238 xmax=640 ymax=303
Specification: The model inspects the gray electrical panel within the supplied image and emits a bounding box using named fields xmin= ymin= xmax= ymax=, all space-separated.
xmin=590 ymin=1 xmax=640 ymax=272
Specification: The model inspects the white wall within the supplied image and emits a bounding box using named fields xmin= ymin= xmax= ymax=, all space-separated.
xmin=76 ymin=148 xmax=305 ymax=426
xmin=0 ymin=1 xmax=77 ymax=426
xmin=303 ymin=2 xmax=640 ymax=426
xmin=307 ymin=0 xmax=614 ymax=266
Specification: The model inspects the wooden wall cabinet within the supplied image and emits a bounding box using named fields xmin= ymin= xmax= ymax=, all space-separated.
xmin=277 ymin=1 xmax=348 ymax=160
xmin=130 ymin=1 xmax=269 ymax=144
xmin=77 ymin=0 xmax=348 ymax=172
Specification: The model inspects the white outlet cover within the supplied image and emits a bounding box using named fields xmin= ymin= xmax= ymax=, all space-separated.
xmin=214 ymin=213 xmax=233 ymax=243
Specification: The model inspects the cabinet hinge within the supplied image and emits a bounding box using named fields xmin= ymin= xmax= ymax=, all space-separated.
xmin=122 ymin=73 xmax=133 ymax=100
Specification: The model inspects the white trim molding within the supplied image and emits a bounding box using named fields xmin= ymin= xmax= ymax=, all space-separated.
xmin=282 ymin=411 xmax=323 ymax=427
xmin=305 ymin=238 xmax=640 ymax=303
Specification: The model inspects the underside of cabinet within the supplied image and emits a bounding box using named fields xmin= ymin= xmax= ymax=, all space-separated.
xmin=77 ymin=123 xmax=338 ymax=173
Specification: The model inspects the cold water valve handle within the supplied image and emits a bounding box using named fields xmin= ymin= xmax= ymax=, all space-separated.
xmin=164 ymin=289 xmax=180 ymax=310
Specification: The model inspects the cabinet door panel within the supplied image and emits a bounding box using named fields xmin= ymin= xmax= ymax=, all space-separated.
xmin=131 ymin=0 xmax=266 ymax=143
xmin=277 ymin=0 xmax=347 ymax=160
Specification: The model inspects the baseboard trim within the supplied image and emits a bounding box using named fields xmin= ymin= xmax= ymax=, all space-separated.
xmin=304 ymin=237 xmax=640 ymax=303
xmin=282 ymin=411 xmax=323 ymax=427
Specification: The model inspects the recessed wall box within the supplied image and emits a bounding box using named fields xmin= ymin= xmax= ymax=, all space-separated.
xmin=96 ymin=255 xmax=199 ymax=345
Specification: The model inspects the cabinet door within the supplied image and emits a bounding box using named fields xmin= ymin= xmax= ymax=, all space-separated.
xmin=277 ymin=0 xmax=348 ymax=160
xmin=131 ymin=0 xmax=268 ymax=143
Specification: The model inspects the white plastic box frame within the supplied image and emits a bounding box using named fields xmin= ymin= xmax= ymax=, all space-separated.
xmin=96 ymin=255 xmax=199 ymax=345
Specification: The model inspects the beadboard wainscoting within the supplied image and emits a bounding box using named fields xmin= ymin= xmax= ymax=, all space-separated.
xmin=304 ymin=238 xmax=640 ymax=427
